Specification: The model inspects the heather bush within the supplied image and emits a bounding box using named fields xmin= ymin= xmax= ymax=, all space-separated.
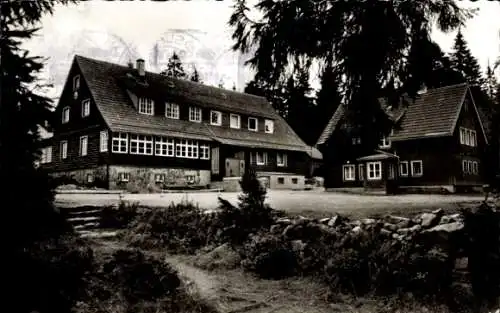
xmin=240 ymin=231 xmax=297 ymax=279
xmin=100 ymin=201 xmax=140 ymax=229
xmin=124 ymin=201 xmax=216 ymax=254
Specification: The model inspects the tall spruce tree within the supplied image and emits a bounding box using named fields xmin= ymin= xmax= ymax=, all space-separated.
xmin=1 ymin=2 xmax=92 ymax=313
xmin=190 ymin=65 xmax=201 ymax=83
xmin=229 ymin=0 xmax=470 ymax=149
xmin=485 ymin=64 xmax=498 ymax=100
xmin=450 ymin=29 xmax=484 ymax=87
xmin=161 ymin=52 xmax=187 ymax=79
xmin=314 ymin=63 xmax=342 ymax=142
xmin=283 ymin=63 xmax=316 ymax=144
xmin=244 ymin=77 xmax=287 ymax=117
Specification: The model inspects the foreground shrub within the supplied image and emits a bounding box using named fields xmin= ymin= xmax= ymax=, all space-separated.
xmin=100 ymin=201 xmax=140 ymax=229
xmin=124 ymin=201 xmax=215 ymax=254
xmin=216 ymin=169 xmax=275 ymax=245
xmin=240 ymin=232 xmax=297 ymax=279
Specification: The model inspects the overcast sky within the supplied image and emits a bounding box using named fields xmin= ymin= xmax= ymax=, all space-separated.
xmin=26 ymin=0 xmax=500 ymax=99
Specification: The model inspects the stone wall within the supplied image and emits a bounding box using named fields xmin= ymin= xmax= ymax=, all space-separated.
xmin=257 ymin=172 xmax=305 ymax=190
xmin=50 ymin=166 xmax=108 ymax=188
xmin=108 ymin=165 xmax=211 ymax=192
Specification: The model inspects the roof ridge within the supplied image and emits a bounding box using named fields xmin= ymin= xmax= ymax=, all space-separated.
xmin=74 ymin=54 xmax=269 ymax=101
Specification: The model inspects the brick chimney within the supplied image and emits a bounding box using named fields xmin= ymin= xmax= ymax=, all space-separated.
xmin=136 ymin=58 xmax=145 ymax=77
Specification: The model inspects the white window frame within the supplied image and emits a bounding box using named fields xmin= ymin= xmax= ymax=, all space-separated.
xmin=248 ymin=117 xmax=258 ymax=132
xmin=358 ymin=164 xmax=364 ymax=181
xmin=472 ymin=161 xmax=479 ymax=175
xmin=175 ymin=139 xmax=199 ymax=159
xmin=138 ymin=97 xmax=154 ymax=115
xmin=264 ymin=119 xmax=274 ymax=134
xmin=154 ymin=136 xmax=175 ymax=157
xmin=62 ymin=106 xmax=70 ymax=124
xmin=189 ymin=106 xmax=202 ymax=123
xmin=210 ymin=110 xmax=222 ymax=126
xmin=256 ymin=151 xmax=267 ymax=165
xmin=410 ymin=160 xmax=423 ymax=177
xmin=379 ymin=136 xmax=391 ymax=149
xmin=79 ymin=136 xmax=88 ymax=156
xmin=230 ymin=114 xmax=241 ymax=129
xmin=367 ymin=161 xmax=382 ymax=180
xmin=119 ymin=172 xmax=130 ymax=182
xmin=100 ymin=130 xmax=108 ymax=152
xmin=277 ymin=152 xmax=287 ymax=167
xmin=460 ymin=127 xmax=477 ymax=147
xmin=81 ymin=99 xmax=90 ymax=117
xmin=130 ymin=134 xmax=153 ymax=155
xmin=112 ymin=132 xmax=128 ymax=154
xmin=462 ymin=160 xmax=469 ymax=174
xmin=73 ymin=75 xmax=80 ymax=91
xmin=165 ymin=102 xmax=180 ymax=119
xmin=41 ymin=147 xmax=52 ymax=164
xmin=342 ymin=164 xmax=356 ymax=181
xmin=199 ymin=144 xmax=210 ymax=160
xmin=399 ymin=161 xmax=409 ymax=177
xmin=60 ymin=141 xmax=68 ymax=160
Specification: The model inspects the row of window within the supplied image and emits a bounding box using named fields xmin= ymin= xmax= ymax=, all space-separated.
xmin=352 ymin=135 xmax=391 ymax=148
xmin=62 ymin=99 xmax=90 ymax=124
xmin=462 ymin=160 xmax=479 ymax=175
xmin=249 ymin=151 xmax=288 ymax=167
xmin=342 ymin=160 xmax=423 ymax=181
xmin=459 ymin=127 xmax=477 ymax=147
xmin=111 ymin=132 xmax=210 ymax=159
xmin=140 ymin=97 xmax=275 ymax=133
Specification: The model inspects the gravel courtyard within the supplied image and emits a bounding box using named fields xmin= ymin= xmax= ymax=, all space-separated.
xmin=55 ymin=190 xmax=484 ymax=218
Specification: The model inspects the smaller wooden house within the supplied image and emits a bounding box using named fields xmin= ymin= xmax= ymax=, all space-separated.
xmin=316 ymin=83 xmax=489 ymax=194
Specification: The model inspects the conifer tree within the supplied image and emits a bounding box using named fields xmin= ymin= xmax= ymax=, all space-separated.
xmin=484 ymin=64 xmax=498 ymax=100
xmin=450 ymin=29 xmax=484 ymax=87
xmin=218 ymin=79 xmax=225 ymax=88
xmin=314 ymin=63 xmax=342 ymax=142
xmin=190 ymin=65 xmax=201 ymax=83
xmin=161 ymin=52 xmax=187 ymax=79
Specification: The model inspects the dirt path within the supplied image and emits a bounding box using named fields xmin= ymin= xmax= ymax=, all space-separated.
xmin=94 ymin=239 xmax=338 ymax=313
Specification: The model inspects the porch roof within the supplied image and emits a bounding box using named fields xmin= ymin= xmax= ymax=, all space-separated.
xmin=356 ymin=150 xmax=399 ymax=162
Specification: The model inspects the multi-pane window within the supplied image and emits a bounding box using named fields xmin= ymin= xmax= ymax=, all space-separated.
xmin=472 ymin=161 xmax=479 ymax=175
xmin=100 ymin=131 xmax=108 ymax=152
xmin=459 ymin=127 xmax=477 ymax=147
xmin=462 ymin=160 xmax=479 ymax=175
xmin=82 ymin=99 xmax=90 ymax=117
xmin=276 ymin=152 xmax=287 ymax=167
xmin=256 ymin=151 xmax=267 ymax=165
xmin=367 ymin=161 xmax=382 ymax=180
xmin=189 ymin=107 xmax=202 ymax=122
xmin=154 ymin=174 xmax=164 ymax=183
xmin=79 ymin=136 xmax=88 ymax=156
xmin=399 ymin=161 xmax=409 ymax=177
xmin=138 ymin=97 xmax=154 ymax=115
xmin=352 ymin=137 xmax=362 ymax=145
xmin=265 ymin=119 xmax=274 ymax=134
xmin=165 ymin=103 xmax=180 ymax=119
xmin=410 ymin=160 xmax=423 ymax=177
xmin=62 ymin=107 xmax=70 ymax=124
xmin=60 ymin=141 xmax=68 ymax=159
xmin=343 ymin=164 xmax=355 ymax=181
xmin=130 ymin=134 xmax=153 ymax=155
xmin=176 ymin=139 xmax=198 ymax=159
xmin=155 ymin=136 xmax=175 ymax=157
xmin=200 ymin=144 xmax=210 ymax=160
xmin=210 ymin=111 xmax=222 ymax=126
xmin=119 ymin=172 xmax=130 ymax=182
xmin=41 ymin=147 xmax=52 ymax=164
xmin=112 ymin=132 xmax=128 ymax=153
xmin=248 ymin=117 xmax=258 ymax=131
xmin=230 ymin=114 xmax=241 ymax=129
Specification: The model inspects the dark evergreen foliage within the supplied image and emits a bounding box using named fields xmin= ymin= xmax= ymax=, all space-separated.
xmin=161 ymin=52 xmax=187 ymax=79
xmin=229 ymin=0 xmax=471 ymax=149
xmin=450 ymin=29 xmax=484 ymax=87
xmin=190 ymin=65 xmax=201 ymax=83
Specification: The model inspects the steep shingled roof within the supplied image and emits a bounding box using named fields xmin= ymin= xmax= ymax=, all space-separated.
xmin=316 ymin=83 xmax=487 ymax=146
xmin=74 ymin=55 xmax=311 ymax=153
